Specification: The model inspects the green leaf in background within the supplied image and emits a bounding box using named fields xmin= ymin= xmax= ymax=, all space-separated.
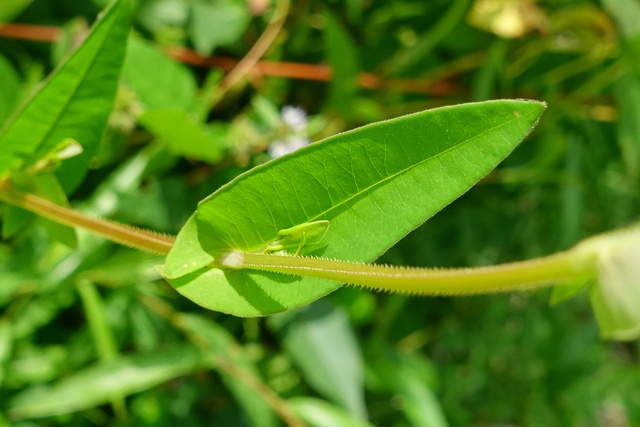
xmin=324 ymin=10 xmax=359 ymax=116
xmin=0 ymin=0 xmax=130 ymax=191
xmin=77 ymin=281 xmax=118 ymax=363
xmin=601 ymin=0 xmax=640 ymax=42
xmin=0 ymin=0 xmax=33 ymax=22
xmin=0 ymin=55 xmax=21 ymax=127
xmin=31 ymin=173 xmax=78 ymax=247
xmin=7 ymin=344 xmax=209 ymax=420
xmin=271 ymin=301 xmax=366 ymax=418
xmin=163 ymin=100 xmax=546 ymax=316
xmin=1 ymin=205 xmax=33 ymax=239
xmin=1 ymin=172 xmax=77 ymax=244
xmin=178 ymin=315 xmax=278 ymax=427
xmin=368 ymin=350 xmax=448 ymax=427
xmin=188 ymin=0 xmax=251 ymax=57
xmin=604 ymin=0 xmax=640 ymax=180
xmin=3 ymin=345 xmax=68 ymax=388
xmin=123 ymin=36 xmax=197 ymax=112
xmin=602 ymin=0 xmax=640 ymax=65
xmin=77 ymin=280 xmax=125 ymax=416
xmin=385 ymin=0 xmax=471 ymax=76
xmin=289 ymin=397 xmax=376 ymax=427
xmin=140 ymin=109 xmax=225 ymax=163
xmin=135 ymin=0 xmax=189 ymax=36
xmin=613 ymin=76 xmax=640 ymax=179
xmin=0 ymin=319 xmax=12 ymax=386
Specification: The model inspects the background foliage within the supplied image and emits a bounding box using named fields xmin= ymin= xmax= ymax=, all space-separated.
xmin=1 ymin=0 xmax=640 ymax=425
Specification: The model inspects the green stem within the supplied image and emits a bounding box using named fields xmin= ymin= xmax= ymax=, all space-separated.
xmin=0 ymin=182 xmax=597 ymax=296
xmin=0 ymin=182 xmax=174 ymax=255
xmin=219 ymin=249 xmax=594 ymax=295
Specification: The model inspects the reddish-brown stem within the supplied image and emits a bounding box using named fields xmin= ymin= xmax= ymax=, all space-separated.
xmin=0 ymin=22 xmax=60 ymax=41
xmin=0 ymin=22 xmax=460 ymax=95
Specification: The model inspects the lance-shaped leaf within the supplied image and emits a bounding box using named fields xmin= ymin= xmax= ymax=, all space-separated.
xmin=0 ymin=0 xmax=129 ymax=191
xmin=8 ymin=344 xmax=208 ymax=419
xmin=162 ymin=100 xmax=546 ymax=316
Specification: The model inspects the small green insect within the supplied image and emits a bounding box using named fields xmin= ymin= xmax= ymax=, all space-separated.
xmin=263 ymin=220 xmax=330 ymax=256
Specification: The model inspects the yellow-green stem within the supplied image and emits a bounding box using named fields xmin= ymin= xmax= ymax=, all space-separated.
xmin=0 ymin=183 xmax=597 ymax=297
xmin=0 ymin=183 xmax=174 ymax=255
xmin=220 ymin=249 xmax=594 ymax=295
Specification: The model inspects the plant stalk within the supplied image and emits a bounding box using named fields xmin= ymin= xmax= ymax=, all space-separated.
xmin=220 ymin=249 xmax=594 ymax=295
xmin=0 ymin=182 xmax=174 ymax=255
xmin=0 ymin=183 xmax=597 ymax=296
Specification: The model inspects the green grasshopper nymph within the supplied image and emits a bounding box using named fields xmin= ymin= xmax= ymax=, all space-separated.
xmin=262 ymin=220 xmax=330 ymax=256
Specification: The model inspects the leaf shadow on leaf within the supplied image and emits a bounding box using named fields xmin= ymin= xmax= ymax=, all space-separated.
xmin=169 ymin=267 xmax=290 ymax=314
xmin=189 ymin=218 xmax=335 ymax=314
xmin=225 ymin=270 xmax=291 ymax=314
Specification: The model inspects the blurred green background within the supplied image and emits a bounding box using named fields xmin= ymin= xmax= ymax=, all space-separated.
xmin=1 ymin=0 xmax=640 ymax=425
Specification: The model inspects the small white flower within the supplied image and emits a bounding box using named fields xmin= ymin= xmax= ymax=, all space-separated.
xmin=281 ymin=106 xmax=307 ymax=132
xmin=268 ymin=136 xmax=309 ymax=158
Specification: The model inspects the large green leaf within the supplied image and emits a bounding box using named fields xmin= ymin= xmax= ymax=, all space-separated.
xmin=162 ymin=100 xmax=546 ymax=316
xmin=0 ymin=0 xmax=129 ymax=191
